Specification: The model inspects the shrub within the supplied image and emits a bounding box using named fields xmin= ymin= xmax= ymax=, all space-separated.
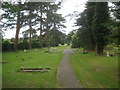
xmin=18 ymin=40 xmax=29 ymax=50
xmin=105 ymin=45 xmax=114 ymax=51
xmin=2 ymin=40 xmax=14 ymax=51
xmin=61 ymin=42 xmax=64 ymax=45
xmin=41 ymin=41 xmax=47 ymax=47
xmin=32 ymin=40 xmax=41 ymax=48
xmin=104 ymin=44 xmax=119 ymax=53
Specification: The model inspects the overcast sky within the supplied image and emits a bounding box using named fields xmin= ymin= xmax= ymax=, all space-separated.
xmin=3 ymin=0 xmax=87 ymax=39
xmin=57 ymin=0 xmax=87 ymax=34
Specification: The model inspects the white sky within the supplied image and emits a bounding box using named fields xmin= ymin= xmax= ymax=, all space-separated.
xmin=3 ymin=0 xmax=88 ymax=39
xmin=57 ymin=0 xmax=87 ymax=34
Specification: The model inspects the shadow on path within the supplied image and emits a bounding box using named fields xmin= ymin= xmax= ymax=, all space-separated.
xmin=57 ymin=48 xmax=82 ymax=88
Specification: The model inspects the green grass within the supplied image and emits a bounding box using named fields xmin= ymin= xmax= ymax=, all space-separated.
xmin=70 ymin=48 xmax=118 ymax=88
xmin=2 ymin=45 xmax=67 ymax=88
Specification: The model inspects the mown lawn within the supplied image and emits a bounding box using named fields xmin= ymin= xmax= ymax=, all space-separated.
xmin=70 ymin=48 xmax=118 ymax=88
xmin=2 ymin=45 xmax=67 ymax=88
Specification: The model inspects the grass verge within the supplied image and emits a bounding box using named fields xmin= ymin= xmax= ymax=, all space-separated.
xmin=2 ymin=45 xmax=67 ymax=88
xmin=70 ymin=48 xmax=118 ymax=88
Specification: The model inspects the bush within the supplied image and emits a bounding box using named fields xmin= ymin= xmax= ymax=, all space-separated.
xmin=44 ymin=50 xmax=50 ymax=53
xmin=41 ymin=41 xmax=47 ymax=47
xmin=61 ymin=42 xmax=64 ymax=45
xmin=54 ymin=42 xmax=59 ymax=47
xmin=32 ymin=40 xmax=41 ymax=48
xmin=2 ymin=39 xmax=44 ymax=51
xmin=2 ymin=40 xmax=14 ymax=51
xmin=105 ymin=45 xmax=114 ymax=51
xmin=71 ymin=38 xmax=80 ymax=48
xmin=104 ymin=44 xmax=119 ymax=53
xmin=18 ymin=40 xmax=29 ymax=50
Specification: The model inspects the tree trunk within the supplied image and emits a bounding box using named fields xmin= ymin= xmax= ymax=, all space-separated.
xmin=53 ymin=22 xmax=56 ymax=46
xmin=46 ymin=6 xmax=50 ymax=48
xmin=39 ymin=22 xmax=42 ymax=40
xmin=96 ymin=45 xmax=104 ymax=55
xmin=93 ymin=2 xmax=109 ymax=55
xmin=89 ymin=28 xmax=96 ymax=51
xmin=14 ymin=2 xmax=21 ymax=51
xmin=91 ymin=37 xmax=96 ymax=51
xmin=53 ymin=30 xmax=55 ymax=46
xmin=29 ymin=9 xmax=32 ymax=49
xmin=46 ymin=29 xmax=50 ymax=47
xmin=14 ymin=22 xmax=20 ymax=51
xmin=39 ymin=6 xmax=43 ymax=41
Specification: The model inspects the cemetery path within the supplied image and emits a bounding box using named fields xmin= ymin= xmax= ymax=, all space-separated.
xmin=57 ymin=47 xmax=82 ymax=88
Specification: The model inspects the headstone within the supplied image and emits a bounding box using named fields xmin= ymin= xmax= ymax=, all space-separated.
xmin=24 ymin=49 xmax=26 ymax=52
xmin=21 ymin=67 xmax=24 ymax=70
xmin=65 ymin=44 xmax=67 ymax=46
xmin=107 ymin=52 xmax=110 ymax=57
xmin=59 ymin=44 xmax=61 ymax=46
xmin=50 ymin=47 xmax=53 ymax=53
xmin=83 ymin=50 xmax=88 ymax=54
xmin=35 ymin=49 xmax=38 ymax=51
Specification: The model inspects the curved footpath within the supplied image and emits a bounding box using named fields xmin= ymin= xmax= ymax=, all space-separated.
xmin=57 ymin=48 xmax=82 ymax=88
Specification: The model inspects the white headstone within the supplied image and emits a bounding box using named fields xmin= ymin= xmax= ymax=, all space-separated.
xmin=107 ymin=52 xmax=109 ymax=57
xmin=50 ymin=47 xmax=53 ymax=53
xmin=59 ymin=44 xmax=61 ymax=46
xmin=24 ymin=49 xmax=26 ymax=52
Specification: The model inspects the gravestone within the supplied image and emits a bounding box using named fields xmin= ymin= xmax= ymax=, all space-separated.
xmin=107 ymin=52 xmax=110 ymax=57
xmin=24 ymin=49 xmax=26 ymax=52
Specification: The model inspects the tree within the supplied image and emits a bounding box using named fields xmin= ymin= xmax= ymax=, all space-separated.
xmin=1 ymin=0 xmax=66 ymax=50
xmin=86 ymin=2 xmax=96 ymax=50
xmin=14 ymin=1 xmax=21 ymax=50
xmin=65 ymin=30 xmax=75 ymax=45
xmin=21 ymin=2 xmax=39 ymax=49
xmin=2 ymin=1 xmax=25 ymax=51
xmin=49 ymin=29 xmax=66 ymax=46
xmin=112 ymin=2 xmax=120 ymax=20
xmin=112 ymin=2 xmax=120 ymax=45
xmin=75 ymin=10 xmax=92 ymax=50
xmin=22 ymin=29 xmax=37 ymax=39
xmin=43 ymin=2 xmax=65 ymax=47
xmin=92 ymin=2 xmax=109 ymax=55
xmin=71 ymin=32 xmax=81 ymax=48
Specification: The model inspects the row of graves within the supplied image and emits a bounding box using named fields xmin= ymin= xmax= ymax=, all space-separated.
xmin=17 ymin=47 xmax=57 ymax=72
xmin=82 ymin=49 xmax=119 ymax=57
xmin=20 ymin=47 xmax=57 ymax=61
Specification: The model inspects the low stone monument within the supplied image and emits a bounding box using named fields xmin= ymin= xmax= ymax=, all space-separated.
xmin=24 ymin=49 xmax=26 ymax=52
